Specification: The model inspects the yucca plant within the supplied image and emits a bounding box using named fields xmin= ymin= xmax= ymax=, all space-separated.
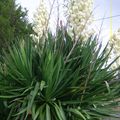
xmin=0 ymin=30 xmax=120 ymax=120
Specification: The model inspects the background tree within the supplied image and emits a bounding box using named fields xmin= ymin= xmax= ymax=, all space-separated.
xmin=0 ymin=0 xmax=34 ymax=51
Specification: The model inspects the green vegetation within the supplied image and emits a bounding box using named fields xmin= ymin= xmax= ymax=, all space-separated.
xmin=0 ymin=0 xmax=33 ymax=51
xmin=0 ymin=1 xmax=120 ymax=119
xmin=0 ymin=29 xmax=120 ymax=120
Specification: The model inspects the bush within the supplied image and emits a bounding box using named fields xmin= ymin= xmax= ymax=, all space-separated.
xmin=0 ymin=30 xmax=120 ymax=120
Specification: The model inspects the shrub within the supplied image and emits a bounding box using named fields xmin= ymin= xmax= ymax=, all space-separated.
xmin=0 ymin=30 xmax=120 ymax=120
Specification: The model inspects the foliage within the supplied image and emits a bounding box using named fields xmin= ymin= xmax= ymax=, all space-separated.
xmin=0 ymin=0 xmax=34 ymax=51
xmin=0 ymin=30 xmax=120 ymax=120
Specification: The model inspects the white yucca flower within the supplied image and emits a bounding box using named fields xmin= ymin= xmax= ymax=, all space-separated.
xmin=33 ymin=0 xmax=48 ymax=38
xmin=66 ymin=0 xmax=94 ymax=39
xmin=109 ymin=29 xmax=120 ymax=68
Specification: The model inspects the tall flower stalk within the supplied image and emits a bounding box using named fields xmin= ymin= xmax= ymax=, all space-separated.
xmin=109 ymin=29 xmax=120 ymax=68
xmin=66 ymin=0 xmax=94 ymax=39
xmin=33 ymin=0 xmax=48 ymax=38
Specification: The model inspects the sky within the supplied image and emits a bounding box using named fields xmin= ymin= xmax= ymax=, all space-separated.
xmin=16 ymin=0 xmax=40 ymax=21
xmin=93 ymin=0 xmax=120 ymax=40
xmin=16 ymin=0 xmax=120 ymax=41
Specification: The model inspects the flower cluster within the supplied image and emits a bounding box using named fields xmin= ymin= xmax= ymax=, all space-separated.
xmin=109 ymin=29 xmax=120 ymax=67
xmin=110 ymin=29 xmax=120 ymax=54
xmin=33 ymin=0 xmax=48 ymax=38
xmin=67 ymin=0 xmax=94 ymax=39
